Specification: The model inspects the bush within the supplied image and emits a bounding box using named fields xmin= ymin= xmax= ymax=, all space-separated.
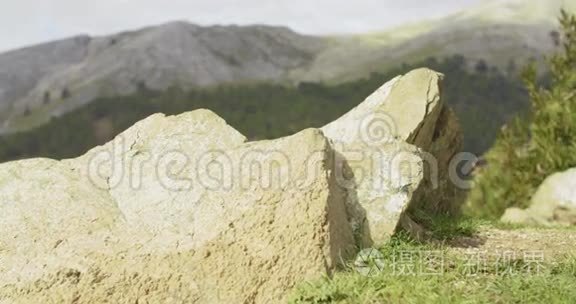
xmin=466 ymin=11 xmax=576 ymax=218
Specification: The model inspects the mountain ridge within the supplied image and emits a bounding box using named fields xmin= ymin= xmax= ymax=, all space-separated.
xmin=0 ymin=22 xmax=326 ymax=133
xmin=0 ymin=0 xmax=573 ymax=133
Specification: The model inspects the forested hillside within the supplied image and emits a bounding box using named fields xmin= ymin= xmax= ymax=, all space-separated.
xmin=0 ymin=55 xmax=528 ymax=163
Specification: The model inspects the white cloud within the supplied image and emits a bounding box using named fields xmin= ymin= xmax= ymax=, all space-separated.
xmin=0 ymin=0 xmax=482 ymax=52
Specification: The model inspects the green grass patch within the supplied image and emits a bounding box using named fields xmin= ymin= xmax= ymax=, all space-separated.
xmin=289 ymin=235 xmax=576 ymax=304
xmin=408 ymin=210 xmax=484 ymax=240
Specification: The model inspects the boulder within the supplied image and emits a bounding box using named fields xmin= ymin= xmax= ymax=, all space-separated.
xmin=501 ymin=168 xmax=576 ymax=226
xmin=0 ymin=110 xmax=355 ymax=303
xmin=0 ymin=68 xmax=462 ymax=301
xmin=322 ymin=68 xmax=462 ymax=245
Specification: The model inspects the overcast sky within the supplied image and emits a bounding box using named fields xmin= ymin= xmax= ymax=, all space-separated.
xmin=0 ymin=0 xmax=483 ymax=52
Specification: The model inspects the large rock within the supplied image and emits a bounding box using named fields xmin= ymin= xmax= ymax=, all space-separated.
xmin=0 ymin=68 xmax=462 ymax=301
xmin=0 ymin=110 xmax=355 ymax=303
xmin=501 ymin=168 xmax=576 ymax=226
xmin=322 ymin=68 xmax=462 ymax=245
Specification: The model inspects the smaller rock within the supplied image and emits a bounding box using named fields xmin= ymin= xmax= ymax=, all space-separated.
xmin=500 ymin=207 xmax=532 ymax=225
xmin=321 ymin=68 xmax=462 ymax=246
xmin=501 ymin=168 xmax=576 ymax=226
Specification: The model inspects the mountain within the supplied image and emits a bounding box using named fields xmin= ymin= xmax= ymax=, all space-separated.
xmin=0 ymin=0 xmax=574 ymax=133
xmin=296 ymin=0 xmax=575 ymax=82
xmin=0 ymin=23 xmax=326 ymax=133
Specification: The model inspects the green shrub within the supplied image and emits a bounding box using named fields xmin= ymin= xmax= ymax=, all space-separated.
xmin=466 ymin=11 xmax=576 ymax=218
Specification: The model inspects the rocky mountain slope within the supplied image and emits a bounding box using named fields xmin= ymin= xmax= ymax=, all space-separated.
xmin=0 ymin=0 xmax=574 ymax=133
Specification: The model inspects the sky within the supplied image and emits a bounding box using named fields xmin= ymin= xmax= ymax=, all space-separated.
xmin=0 ymin=0 xmax=483 ymax=52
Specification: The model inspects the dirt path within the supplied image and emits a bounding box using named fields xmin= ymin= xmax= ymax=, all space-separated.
xmin=448 ymin=227 xmax=576 ymax=262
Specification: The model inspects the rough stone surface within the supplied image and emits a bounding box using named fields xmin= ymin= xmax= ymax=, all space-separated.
xmin=501 ymin=168 xmax=576 ymax=226
xmin=0 ymin=109 xmax=355 ymax=303
xmin=322 ymin=68 xmax=462 ymax=245
xmin=0 ymin=158 xmax=122 ymax=282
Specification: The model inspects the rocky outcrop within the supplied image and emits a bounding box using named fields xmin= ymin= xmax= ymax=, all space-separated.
xmin=0 ymin=110 xmax=355 ymax=303
xmin=0 ymin=68 xmax=462 ymax=302
xmin=322 ymin=68 xmax=462 ymax=245
xmin=501 ymin=168 xmax=576 ymax=226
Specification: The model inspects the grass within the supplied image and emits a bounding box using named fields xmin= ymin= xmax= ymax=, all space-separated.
xmin=408 ymin=210 xmax=482 ymax=240
xmin=289 ymin=231 xmax=576 ymax=304
xmin=410 ymin=211 xmax=576 ymax=234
